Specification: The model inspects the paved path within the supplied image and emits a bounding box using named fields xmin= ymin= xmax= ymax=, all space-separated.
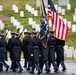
xmin=0 ymin=61 xmax=76 ymax=75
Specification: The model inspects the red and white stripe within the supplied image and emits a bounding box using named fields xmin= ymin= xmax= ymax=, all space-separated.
xmin=48 ymin=5 xmax=68 ymax=40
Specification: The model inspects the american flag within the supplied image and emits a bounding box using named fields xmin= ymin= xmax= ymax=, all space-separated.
xmin=48 ymin=0 xmax=68 ymax=40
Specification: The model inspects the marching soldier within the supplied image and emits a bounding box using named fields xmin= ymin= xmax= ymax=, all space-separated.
xmin=0 ymin=33 xmax=9 ymax=72
xmin=47 ymin=31 xmax=58 ymax=72
xmin=8 ymin=32 xmax=18 ymax=70
xmin=8 ymin=32 xmax=23 ymax=73
xmin=39 ymin=16 xmax=50 ymax=73
xmin=56 ymin=39 xmax=66 ymax=71
xmin=30 ymin=31 xmax=41 ymax=74
xmin=22 ymin=31 xmax=32 ymax=70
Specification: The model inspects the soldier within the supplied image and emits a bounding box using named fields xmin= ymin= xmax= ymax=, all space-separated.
xmin=30 ymin=31 xmax=41 ymax=74
xmin=0 ymin=33 xmax=9 ymax=72
xmin=22 ymin=31 xmax=32 ymax=70
xmin=8 ymin=32 xmax=18 ymax=70
xmin=8 ymin=32 xmax=23 ymax=73
xmin=47 ymin=31 xmax=58 ymax=72
xmin=56 ymin=38 xmax=66 ymax=71
xmin=39 ymin=16 xmax=50 ymax=73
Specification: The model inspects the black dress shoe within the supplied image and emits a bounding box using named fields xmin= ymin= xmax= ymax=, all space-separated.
xmin=13 ymin=69 xmax=16 ymax=72
xmin=6 ymin=66 xmax=9 ymax=72
xmin=30 ymin=71 xmax=34 ymax=74
xmin=18 ymin=69 xmax=23 ymax=73
xmin=37 ymin=70 xmax=41 ymax=74
xmin=26 ymin=68 xmax=30 ymax=70
xmin=62 ymin=68 xmax=66 ymax=71
xmin=46 ymin=69 xmax=50 ymax=73
xmin=54 ymin=68 xmax=59 ymax=72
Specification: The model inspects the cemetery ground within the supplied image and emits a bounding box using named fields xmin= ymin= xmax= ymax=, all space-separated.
xmin=0 ymin=60 xmax=76 ymax=75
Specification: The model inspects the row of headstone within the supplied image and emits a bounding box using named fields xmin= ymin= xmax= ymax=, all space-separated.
xmin=0 ymin=20 xmax=4 ymax=30
xmin=10 ymin=16 xmax=28 ymax=34
xmin=25 ymin=4 xmax=38 ymax=16
xmin=58 ymin=0 xmax=69 ymax=7
xmin=10 ymin=16 xmax=23 ymax=33
xmin=54 ymin=3 xmax=71 ymax=15
xmin=0 ymin=5 xmax=3 ymax=11
xmin=54 ymin=6 xmax=66 ymax=15
xmin=28 ymin=18 xmax=40 ymax=31
xmin=12 ymin=5 xmax=24 ymax=17
xmin=12 ymin=5 xmax=18 ymax=13
xmin=64 ymin=45 xmax=76 ymax=59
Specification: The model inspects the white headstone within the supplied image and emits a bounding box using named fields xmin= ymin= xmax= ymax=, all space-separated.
xmin=58 ymin=6 xmax=62 ymax=13
xmin=0 ymin=5 xmax=3 ymax=11
xmin=16 ymin=22 xmax=21 ymax=29
xmin=59 ymin=16 xmax=63 ymax=19
xmin=74 ymin=50 xmax=76 ymax=59
xmin=25 ymin=4 xmax=29 ymax=10
xmin=67 ymin=4 xmax=71 ymax=10
xmin=54 ymin=4 xmax=58 ymax=11
xmin=67 ymin=49 xmax=73 ymax=58
xmin=64 ymin=45 xmax=69 ymax=56
xmin=34 ymin=10 xmax=38 ymax=16
xmin=0 ymin=23 xmax=4 ymax=30
xmin=10 ymin=16 xmax=15 ymax=23
xmin=63 ymin=19 xmax=67 ymax=25
xmin=31 ymin=8 xmax=34 ymax=14
xmin=59 ymin=0 xmax=69 ymax=7
xmin=61 ymin=9 xmax=65 ymax=15
xmin=35 ymin=24 xmax=40 ymax=32
xmin=32 ymin=21 xmax=36 ymax=28
xmin=12 ymin=5 xmax=16 ymax=11
xmin=36 ymin=0 xmax=47 ymax=8
xmin=73 ymin=15 xmax=76 ymax=22
xmin=13 ymin=19 xmax=17 ymax=26
xmin=67 ymin=21 xmax=71 ymax=29
xmin=15 ymin=6 xmax=18 ymax=13
xmin=75 ymin=8 xmax=76 ymax=14
xmin=69 ymin=47 xmax=74 ymax=55
xmin=72 ymin=25 xmax=76 ymax=32
xmin=28 ymin=6 xmax=32 ymax=12
xmin=28 ymin=18 xmax=33 ymax=25
xmin=20 ymin=11 xmax=24 ymax=17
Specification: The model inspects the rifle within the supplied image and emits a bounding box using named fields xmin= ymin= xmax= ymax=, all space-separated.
xmin=17 ymin=28 xmax=20 ymax=33
xmin=4 ymin=30 xmax=9 ymax=38
xmin=18 ymin=28 xmax=25 ymax=38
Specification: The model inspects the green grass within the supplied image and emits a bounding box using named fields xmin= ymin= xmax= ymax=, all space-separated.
xmin=0 ymin=0 xmax=76 ymax=48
